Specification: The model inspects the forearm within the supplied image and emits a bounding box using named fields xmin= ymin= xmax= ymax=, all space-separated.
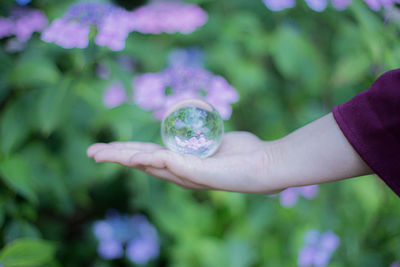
xmin=269 ymin=113 xmax=372 ymax=188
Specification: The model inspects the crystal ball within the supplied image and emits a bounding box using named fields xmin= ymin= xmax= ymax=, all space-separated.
xmin=161 ymin=99 xmax=224 ymax=158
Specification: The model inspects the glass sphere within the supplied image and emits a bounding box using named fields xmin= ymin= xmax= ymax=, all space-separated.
xmin=161 ymin=99 xmax=224 ymax=158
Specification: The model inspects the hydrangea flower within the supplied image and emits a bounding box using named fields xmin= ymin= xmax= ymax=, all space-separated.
xmin=103 ymin=82 xmax=127 ymax=109
xmin=133 ymin=66 xmax=238 ymax=120
xmin=41 ymin=3 xmax=132 ymax=50
xmin=304 ymin=0 xmax=328 ymax=12
xmin=391 ymin=262 xmax=400 ymax=267
xmin=0 ymin=7 xmax=47 ymax=41
xmin=364 ymin=0 xmax=399 ymax=11
xmin=331 ymin=0 xmax=352 ymax=10
xmin=167 ymin=47 xmax=205 ymax=67
xmin=262 ymin=0 xmax=296 ymax=11
xmin=262 ymin=0 xmax=400 ymax=12
xmin=15 ymin=0 xmax=31 ymax=5
xmin=131 ymin=1 xmax=208 ymax=34
xmin=93 ymin=211 xmax=160 ymax=265
xmin=279 ymin=185 xmax=319 ymax=208
xmin=298 ymin=230 xmax=340 ymax=267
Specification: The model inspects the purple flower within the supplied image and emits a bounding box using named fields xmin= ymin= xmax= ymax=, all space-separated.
xmin=131 ymin=2 xmax=208 ymax=34
xmin=93 ymin=221 xmax=114 ymax=241
xmin=95 ymin=9 xmax=133 ymax=51
xmin=167 ymin=47 xmax=205 ymax=67
xmin=93 ymin=211 xmax=160 ymax=263
xmin=98 ymin=239 xmax=123 ymax=260
xmin=0 ymin=8 xmax=47 ymax=42
xmin=42 ymin=19 xmax=89 ymax=49
xmin=133 ymin=66 xmax=238 ymax=120
xmin=319 ymin=231 xmax=340 ymax=252
xmin=117 ymin=55 xmax=137 ymax=72
xmin=298 ymin=230 xmax=340 ymax=267
xmin=280 ymin=188 xmax=299 ymax=207
xmin=390 ymin=262 xmax=400 ymax=267
xmin=363 ymin=0 xmax=398 ymax=10
xmin=133 ymin=73 xmax=167 ymax=111
xmin=364 ymin=0 xmax=383 ymax=10
xmin=0 ymin=18 xmax=15 ymax=39
xmin=304 ymin=0 xmax=328 ymax=12
xmin=279 ymin=185 xmax=319 ymax=207
xmin=96 ymin=63 xmax=110 ymax=79
xmin=16 ymin=0 xmax=31 ymax=5
xmin=14 ymin=8 xmax=48 ymax=41
xmin=5 ymin=38 xmax=25 ymax=53
xmin=126 ymin=237 xmax=160 ymax=265
xmin=262 ymin=0 xmax=296 ymax=11
xmin=331 ymin=0 xmax=352 ymax=10
xmin=103 ymin=82 xmax=127 ymax=109
xmin=42 ymin=3 xmax=132 ymax=50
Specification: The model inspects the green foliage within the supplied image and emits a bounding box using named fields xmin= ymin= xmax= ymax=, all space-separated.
xmin=0 ymin=238 xmax=56 ymax=267
xmin=0 ymin=0 xmax=399 ymax=266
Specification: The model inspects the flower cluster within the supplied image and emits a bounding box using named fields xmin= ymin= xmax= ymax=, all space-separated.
xmin=0 ymin=7 xmax=47 ymax=41
xmin=103 ymin=82 xmax=127 ymax=109
xmin=93 ymin=211 xmax=160 ymax=265
xmin=298 ymin=230 xmax=340 ymax=267
xmin=41 ymin=3 xmax=132 ymax=50
xmin=41 ymin=1 xmax=207 ymax=50
xmin=279 ymin=185 xmax=319 ymax=207
xmin=133 ymin=66 xmax=238 ymax=120
xmin=263 ymin=0 xmax=400 ymax=12
xmin=131 ymin=1 xmax=208 ymax=34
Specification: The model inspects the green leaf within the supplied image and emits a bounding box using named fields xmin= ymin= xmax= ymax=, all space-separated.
xmin=8 ymin=54 xmax=60 ymax=88
xmin=3 ymin=221 xmax=41 ymax=244
xmin=272 ymin=25 xmax=326 ymax=93
xmin=0 ymin=156 xmax=38 ymax=204
xmin=0 ymin=238 xmax=56 ymax=267
xmin=0 ymin=97 xmax=32 ymax=156
xmin=36 ymin=79 xmax=71 ymax=134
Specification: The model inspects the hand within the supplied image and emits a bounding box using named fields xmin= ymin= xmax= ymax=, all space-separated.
xmin=87 ymin=132 xmax=281 ymax=193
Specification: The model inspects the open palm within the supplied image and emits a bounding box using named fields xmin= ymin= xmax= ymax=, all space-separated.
xmin=87 ymin=132 xmax=279 ymax=193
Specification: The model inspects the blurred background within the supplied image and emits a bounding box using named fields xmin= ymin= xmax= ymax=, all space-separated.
xmin=0 ymin=0 xmax=399 ymax=266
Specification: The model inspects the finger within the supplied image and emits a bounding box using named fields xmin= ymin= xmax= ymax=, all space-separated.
xmin=87 ymin=143 xmax=110 ymax=157
xmin=109 ymin=142 xmax=164 ymax=151
xmin=88 ymin=142 xmax=164 ymax=158
xmin=139 ymin=166 xmax=206 ymax=189
xmin=130 ymin=151 xmax=210 ymax=186
xmin=130 ymin=150 xmax=179 ymax=169
xmin=94 ymin=148 xmax=142 ymax=166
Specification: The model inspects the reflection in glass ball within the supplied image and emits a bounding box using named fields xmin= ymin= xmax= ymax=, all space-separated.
xmin=161 ymin=99 xmax=224 ymax=158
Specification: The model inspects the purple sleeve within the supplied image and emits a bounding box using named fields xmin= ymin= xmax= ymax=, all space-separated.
xmin=332 ymin=69 xmax=400 ymax=197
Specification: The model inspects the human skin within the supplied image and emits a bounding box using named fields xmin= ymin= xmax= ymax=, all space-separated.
xmin=87 ymin=113 xmax=373 ymax=193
